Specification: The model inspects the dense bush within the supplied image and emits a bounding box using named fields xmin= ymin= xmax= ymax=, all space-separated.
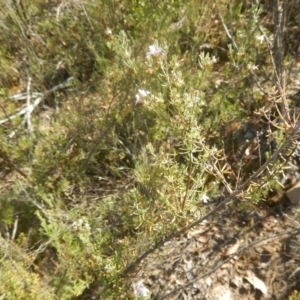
xmin=0 ymin=0 xmax=300 ymax=299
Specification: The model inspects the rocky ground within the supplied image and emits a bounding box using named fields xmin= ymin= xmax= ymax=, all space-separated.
xmin=131 ymin=195 xmax=300 ymax=299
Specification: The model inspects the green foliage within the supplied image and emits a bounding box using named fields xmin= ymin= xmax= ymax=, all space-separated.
xmin=0 ymin=0 xmax=297 ymax=299
xmin=0 ymin=236 xmax=54 ymax=300
xmin=289 ymin=291 xmax=300 ymax=300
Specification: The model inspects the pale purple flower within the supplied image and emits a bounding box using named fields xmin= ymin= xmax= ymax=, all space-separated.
xmin=256 ymin=35 xmax=265 ymax=44
xmin=133 ymin=280 xmax=150 ymax=298
xmin=146 ymin=44 xmax=164 ymax=58
xmin=211 ymin=56 xmax=217 ymax=64
xmin=135 ymin=89 xmax=151 ymax=105
xmin=201 ymin=194 xmax=209 ymax=204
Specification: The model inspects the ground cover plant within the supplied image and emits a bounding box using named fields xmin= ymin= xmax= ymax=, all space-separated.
xmin=1 ymin=0 xmax=300 ymax=299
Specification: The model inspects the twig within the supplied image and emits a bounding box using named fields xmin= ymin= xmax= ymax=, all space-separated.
xmin=267 ymin=41 xmax=292 ymax=126
xmin=257 ymin=19 xmax=292 ymax=127
xmin=11 ymin=214 xmax=19 ymax=241
xmin=80 ymin=2 xmax=94 ymax=29
xmin=9 ymin=92 xmax=42 ymax=101
xmin=214 ymin=0 xmax=267 ymax=95
xmin=56 ymin=3 xmax=63 ymax=20
xmin=214 ymin=1 xmax=238 ymax=50
xmin=0 ymin=147 xmax=29 ymax=179
xmin=181 ymin=152 xmax=193 ymax=211
xmin=0 ymin=76 xmax=75 ymax=126
xmin=25 ymin=76 xmax=32 ymax=135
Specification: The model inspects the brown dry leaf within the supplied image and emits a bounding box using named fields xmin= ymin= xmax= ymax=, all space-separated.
xmin=231 ymin=274 xmax=243 ymax=288
xmin=224 ymin=241 xmax=240 ymax=257
xmin=205 ymin=277 xmax=212 ymax=287
xmin=196 ymin=235 xmax=208 ymax=243
xmin=187 ymin=227 xmax=206 ymax=237
xmin=187 ymin=247 xmax=203 ymax=253
xmin=170 ymin=274 xmax=185 ymax=285
xmin=220 ymin=262 xmax=232 ymax=269
xmin=216 ymin=268 xmax=231 ymax=283
xmin=263 ymin=216 xmax=277 ymax=230
xmin=245 ymin=270 xmax=267 ymax=295
xmin=210 ymin=283 xmax=231 ymax=300
xmin=262 ymin=242 xmax=280 ymax=254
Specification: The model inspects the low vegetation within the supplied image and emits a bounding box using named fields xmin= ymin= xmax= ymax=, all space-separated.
xmin=1 ymin=0 xmax=300 ymax=299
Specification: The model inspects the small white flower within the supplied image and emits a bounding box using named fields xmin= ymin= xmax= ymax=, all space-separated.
xmin=247 ymin=64 xmax=259 ymax=71
xmin=211 ymin=56 xmax=217 ymax=64
xmin=105 ymin=28 xmax=112 ymax=35
xmin=133 ymin=280 xmax=150 ymax=298
xmin=84 ymin=222 xmax=91 ymax=231
xmin=104 ymin=265 xmax=112 ymax=272
xmin=146 ymin=44 xmax=164 ymax=58
xmin=71 ymin=221 xmax=78 ymax=228
xmin=256 ymin=35 xmax=265 ymax=44
xmin=201 ymin=194 xmax=209 ymax=204
xmin=138 ymin=89 xmax=150 ymax=97
xmin=135 ymin=89 xmax=151 ymax=104
xmin=71 ymin=218 xmax=91 ymax=232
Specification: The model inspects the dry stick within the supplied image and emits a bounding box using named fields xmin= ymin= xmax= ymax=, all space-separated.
xmin=0 ymin=76 xmax=75 ymax=126
xmin=272 ymin=0 xmax=284 ymax=76
xmin=25 ymin=75 xmax=32 ymax=135
xmin=11 ymin=215 xmax=19 ymax=241
xmin=261 ymin=23 xmax=291 ymax=127
xmin=158 ymin=226 xmax=300 ymax=300
xmin=181 ymin=152 xmax=193 ymax=211
xmin=211 ymin=160 xmax=233 ymax=194
xmin=257 ymin=19 xmax=292 ymax=128
xmin=0 ymin=148 xmax=29 ymax=179
xmin=268 ymin=40 xmax=292 ymax=127
xmin=257 ymin=130 xmax=262 ymax=168
xmin=121 ymin=118 xmax=300 ymax=276
xmin=80 ymin=2 xmax=94 ymax=29
xmin=272 ymin=0 xmax=289 ymax=122
xmin=214 ymin=1 xmax=238 ymax=51
xmin=9 ymin=92 xmax=42 ymax=101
